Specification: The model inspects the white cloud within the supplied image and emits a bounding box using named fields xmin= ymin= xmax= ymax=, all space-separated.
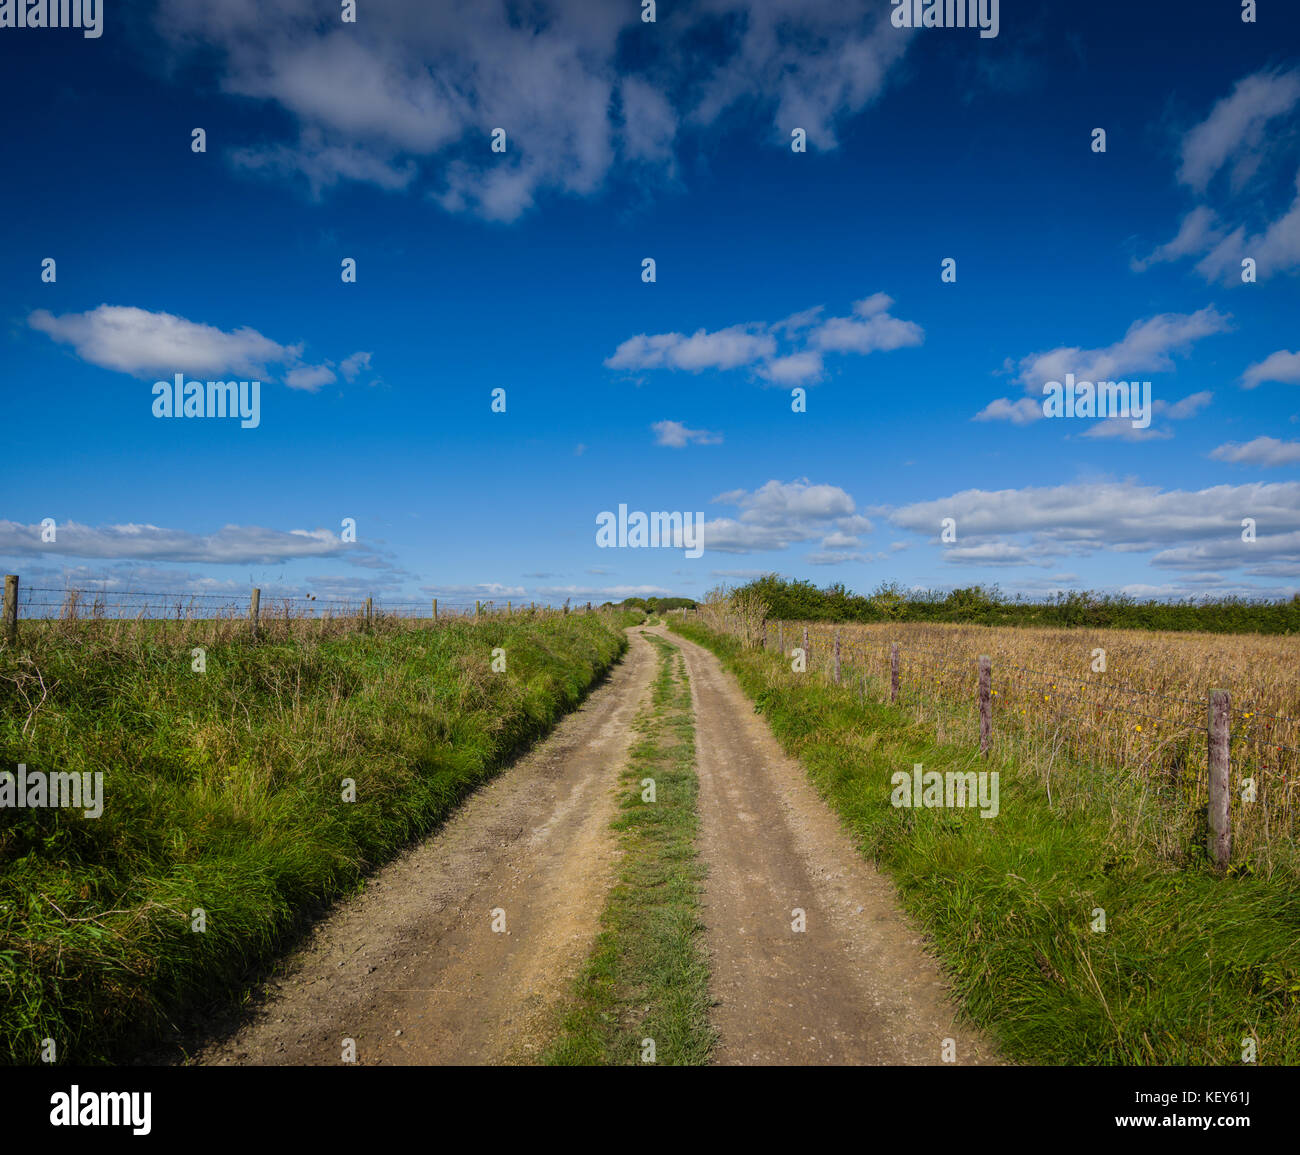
xmin=285 ymin=364 xmax=337 ymax=391
xmin=808 ymin=293 xmax=924 ymax=355
xmin=973 ymin=397 xmax=1042 ymax=425
xmin=1210 ymin=437 xmax=1300 ymax=467
xmin=28 ymin=305 xmax=298 ymax=380
xmin=155 ymin=0 xmax=912 ymax=221
xmin=1135 ymin=70 xmax=1300 ymax=283
xmin=1191 ymin=170 xmax=1300 ymax=283
xmin=651 ymin=420 xmax=723 ymax=448
xmin=26 ymin=305 xmax=364 ymax=392
xmin=1011 ymin=307 xmax=1232 ymax=390
xmin=888 ymin=480 xmax=1300 ymax=576
xmin=535 ymin=585 xmax=676 ymax=599
xmin=0 ymin=520 xmax=354 ymax=564
xmin=1079 ymin=420 xmax=1172 ymax=442
xmin=420 ymin=582 xmax=527 ymax=598
xmin=339 ymin=351 xmax=373 ymax=382
xmin=687 ymin=0 xmax=910 ymax=151
xmin=1242 ymin=349 xmax=1300 ymax=388
xmin=1155 ymin=390 xmax=1213 ymax=419
xmin=606 ymin=292 xmax=921 ymax=381
xmin=773 ymin=306 xmax=825 ymax=335
xmin=606 ymin=326 xmax=776 ymax=373
xmin=1178 ymin=69 xmax=1300 ymax=193
xmin=701 ymin=478 xmax=869 ymax=554
xmin=819 ymin=531 xmax=860 ymax=549
xmin=1130 ymin=206 xmax=1224 ymax=272
xmin=757 ymin=351 xmax=824 ymax=385
xmin=619 ymin=76 xmax=677 ymax=165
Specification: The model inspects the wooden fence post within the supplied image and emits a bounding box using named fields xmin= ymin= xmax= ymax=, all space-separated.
xmin=475 ymin=600 xmax=481 ymax=621
xmin=365 ymin=597 xmax=373 ymax=630
xmin=802 ymin=626 xmax=809 ymax=668
xmin=978 ymin=655 xmax=992 ymax=758
xmin=1208 ymin=689 xmax=1232 ymax=870
xmin=778 ymin=622 xmax=784 ymax=654
xmin=890 ymin=643 xmax=900 ymax=704
xmin=834 ymin=629 xmax=841 ymax=684
xmin=508 ymin=601 xmax=512 ymax=615
xmin=432 ymin=598 xmax=438 ymax=621
xmin=249 ymin=588 xmax=260 ymax=639
xmin=3 ymin=575 xmax=17 ymax=646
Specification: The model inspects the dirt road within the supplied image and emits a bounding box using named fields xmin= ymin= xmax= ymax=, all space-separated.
xmin=660 ymin=627 xmax=997 ymax=1065
xmin=193 ymin=629 xmax=659 ymax=1066
xmin=189 ymin=625 xmax=995 ymax=1066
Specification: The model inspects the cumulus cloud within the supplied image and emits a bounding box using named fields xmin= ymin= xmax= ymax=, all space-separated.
xmin=757 ymin=351 xmax=824 ymax=385
xmin=1079 ymin=420 xmax=1173 ymax=442
xmin=651 ymin=420 xmax=723 ymax=448
xmin=979 ymin=313 xmax=1227 ymax=429
xmin=1242 ymin=349 xmax=1300 ymax=389
xmin=1070 ymin=391 xmax=1213 ymax=441
xmin=284 ymin=364 xmax=337 ymax=391
xmin=700 ymin=478 xmax=870 ymax=554
xmin=27 ymin=304 xmax=363 ymax=390
xmin=28 ymin=305 xmax=297 ymax=380
xmin=973 ymin=397 xmax=1042 ymax=425
xmin=1210 ymin=437 xmax=1300 ymax=467
xmin=155 ymin=0 xmax=912 ymax=221
xmin=807 ymin=293 xmax=924 ymax=355
xmin=887 ymin=479 xmax=1300 ymax=577
xmin=1011 ymin=307 xmax=1232 ymax=390
xmin=1155 ymin=390 xmax=1214 ymax=419
xmin=606 ymin=292 xmax=921 ymax=382
xmin=339 ymin=351 xmax=373 ymax=382
xmin=606 ymin=325 xmax=775 ymax=373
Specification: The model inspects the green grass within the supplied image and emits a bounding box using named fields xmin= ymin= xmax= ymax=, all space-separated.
xmin=670 ymin=618 xmax=1300 ymax=1066
xmin=0 ymin=611 xmax=641 ymax=1065
xmin=541 ymin=633 xmax=714 ymax=1065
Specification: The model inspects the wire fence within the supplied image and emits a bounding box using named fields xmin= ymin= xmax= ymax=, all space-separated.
xmin=1 ymin=576 xmax=606 ymax=649
xmin=702 ymin=611 xmax=1299 ymax=867
xmin=6 ymin=580 xmax=591 ymax=624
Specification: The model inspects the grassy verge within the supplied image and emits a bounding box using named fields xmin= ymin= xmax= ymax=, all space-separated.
xmin=670 ymin=619 xmax=1300 ymax=1066
xmin=0 ymin=611 xmax=641 ymax=1064
xmin=542 ymin=633 xmax=714 ymax=1065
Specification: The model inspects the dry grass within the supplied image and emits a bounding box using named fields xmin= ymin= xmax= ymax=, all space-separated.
xmin=752 ymin=618 xmax=1300 ymax=876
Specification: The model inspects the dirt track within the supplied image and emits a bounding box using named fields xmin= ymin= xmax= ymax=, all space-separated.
xmin=189 ymin=625 xmax=995 ymax=1066
xmin=193 ymin=629 xmax=658 ymax=1066
xmin=664 ymin=627 xmax=997 ymax=1065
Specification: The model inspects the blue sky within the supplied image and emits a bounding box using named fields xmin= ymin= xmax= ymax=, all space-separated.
xmin=2 ymin=0 xmax=1299 ymax=610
